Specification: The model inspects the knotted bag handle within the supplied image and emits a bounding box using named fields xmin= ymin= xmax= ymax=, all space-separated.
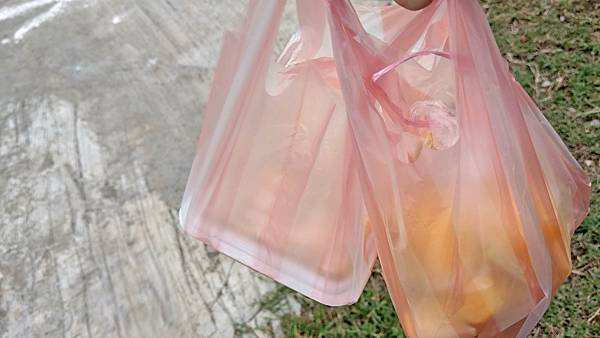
xmin=369 ymin=50 xmax=452 ymax=129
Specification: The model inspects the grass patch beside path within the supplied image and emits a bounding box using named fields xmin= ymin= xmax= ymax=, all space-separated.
xmin=277 ymin=1 xmax=599 ymax=336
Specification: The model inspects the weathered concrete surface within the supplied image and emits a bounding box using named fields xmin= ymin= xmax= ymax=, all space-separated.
xmin=0 ymin=1 xmax=302 ymax=337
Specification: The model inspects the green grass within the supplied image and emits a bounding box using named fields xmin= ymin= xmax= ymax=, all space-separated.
xmin=267 ymin=1 xmax=600 ymax=337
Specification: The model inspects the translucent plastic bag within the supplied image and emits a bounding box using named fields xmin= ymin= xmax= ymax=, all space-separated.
xmin=179 ymin=0 xmax=591 ymax=336
xmin=178 ymin=0 xmax=376 ymax=306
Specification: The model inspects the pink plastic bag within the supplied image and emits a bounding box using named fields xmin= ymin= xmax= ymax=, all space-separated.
xmin=179 ymin=0 xmax=376 ymax=306
xmin=179 ymin=0 xmax=591 ymax=336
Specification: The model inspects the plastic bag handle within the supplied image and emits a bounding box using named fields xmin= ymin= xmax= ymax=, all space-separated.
xmin=372 ymin=50 xmax=451 ymax=82
xmin=368 ymin=50 xmax=452 ymax=129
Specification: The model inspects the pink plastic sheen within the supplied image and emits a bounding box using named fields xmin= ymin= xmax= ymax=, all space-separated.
xmin=179 ymin=0 xmax=591 ymax=336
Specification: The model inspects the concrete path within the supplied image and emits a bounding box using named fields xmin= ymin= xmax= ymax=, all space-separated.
xmin=0 ymin=1 xmax=303 ymax=337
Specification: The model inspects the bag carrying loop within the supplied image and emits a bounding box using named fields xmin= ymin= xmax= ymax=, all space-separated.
xmin=372 ymin=50 xmax=452 ymax=82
